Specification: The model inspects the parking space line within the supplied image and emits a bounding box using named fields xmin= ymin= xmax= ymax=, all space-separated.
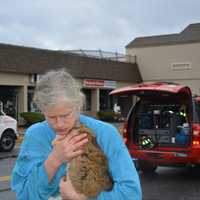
xmin=0 ymin=176 xmax=11 ymax=182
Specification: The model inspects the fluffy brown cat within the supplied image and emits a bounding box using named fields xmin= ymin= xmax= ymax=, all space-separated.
xmin=67 ymin=124 xmax=113 ymax=198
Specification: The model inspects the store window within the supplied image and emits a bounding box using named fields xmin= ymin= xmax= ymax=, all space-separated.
xmin=28 ymin=87 xmax=35 ymax=112
xmin=100 ymin=89 xmax=115 ymax=111
xmin=28 ymin=87 xmax=40 ymax=112
xmin=82 ymin=88 xmax=92 ymax=111
xmin=0 ymin=86 xmax=18 ymax=118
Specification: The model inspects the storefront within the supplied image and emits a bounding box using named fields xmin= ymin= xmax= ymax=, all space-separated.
xmin=0 ymin=43 xmax=142 ymax=122
xmin=82 ymin=79 xmax=118 ymax=114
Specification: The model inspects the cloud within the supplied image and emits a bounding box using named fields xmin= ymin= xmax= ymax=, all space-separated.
xmin=0 ymin=0 xmax=200 ymax=53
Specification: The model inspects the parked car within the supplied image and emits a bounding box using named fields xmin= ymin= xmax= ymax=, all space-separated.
xmin=0 ymin=102 xmax=18 ymax=152
xmin=110 ymin=82 xmax=200 ymax=172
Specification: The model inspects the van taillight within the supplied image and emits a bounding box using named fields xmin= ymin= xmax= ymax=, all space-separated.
xmin=192 ymin=124 xmax=200 ymax=136
xmin=192 ymin=135 xmax=200 ymax=146
xmin=192 ymin=124 xmax=200 ymax=146
xmin=192 ymin=139 xmax=200 ymax=145
xmin=123 ymin=121 xmax=128 ymax=144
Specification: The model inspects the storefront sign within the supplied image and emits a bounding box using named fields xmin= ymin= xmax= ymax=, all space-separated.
xmin=83 ymin=79 xmax=116 ymax=89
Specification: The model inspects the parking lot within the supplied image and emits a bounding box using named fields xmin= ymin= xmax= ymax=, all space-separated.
xmin=1 ymin=123 xmax=200 ymax=200
xmin=1 ymin=149 xmax=200 ymax=200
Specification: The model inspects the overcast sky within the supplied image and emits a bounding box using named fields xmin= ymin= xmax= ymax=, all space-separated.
xmin=1 ymin=0 xmax=200 ymax=53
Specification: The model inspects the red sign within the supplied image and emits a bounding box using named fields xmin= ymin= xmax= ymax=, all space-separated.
xmin=83 ymin=79 xmax=116 ymax=89
xmin=84 ymin=79 xmax=104 ymax=87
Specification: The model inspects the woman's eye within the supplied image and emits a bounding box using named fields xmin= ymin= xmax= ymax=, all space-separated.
xmin=49 ymin=116 xmax=56 ymax=120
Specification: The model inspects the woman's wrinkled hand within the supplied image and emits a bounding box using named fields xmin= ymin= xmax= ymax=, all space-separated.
xmin=51 ymin=129 xmax=88 ymax=164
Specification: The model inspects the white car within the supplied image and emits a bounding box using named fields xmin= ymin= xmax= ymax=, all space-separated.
xmin=0 ymin=102 xmax=18 ymax=152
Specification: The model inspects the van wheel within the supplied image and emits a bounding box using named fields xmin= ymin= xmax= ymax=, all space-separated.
xmin=0 ymin=130 xmax=16 ymax=152
xmin=138 ymin=160 xmax=157 ymax=173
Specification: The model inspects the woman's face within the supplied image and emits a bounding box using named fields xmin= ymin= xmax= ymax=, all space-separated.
xmin=44 ymin=102 xmax=78 ymax=136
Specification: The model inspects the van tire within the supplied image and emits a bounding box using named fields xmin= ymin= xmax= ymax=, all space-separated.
xmin=138 ymin=160 xmax=157 ymax=173
xmin=0 ymin=130 xmax=16 ymax=152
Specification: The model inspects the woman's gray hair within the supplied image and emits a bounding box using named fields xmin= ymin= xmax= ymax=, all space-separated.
xmin=33 ymin=68 xmax=84 ymax=112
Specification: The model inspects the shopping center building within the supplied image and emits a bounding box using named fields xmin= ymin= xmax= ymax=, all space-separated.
xmin=0 ymin=43 xmax=141 ymax=120
xmin=126 ymin=23 xmax=200 ymax=95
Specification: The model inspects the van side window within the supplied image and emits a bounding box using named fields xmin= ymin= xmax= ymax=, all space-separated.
xmin=194 ymin=101 xmax=200 ymax=123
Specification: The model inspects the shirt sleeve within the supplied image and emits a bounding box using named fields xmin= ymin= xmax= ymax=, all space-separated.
xmin=11 ymin=125 xmax=66 ymax=200
xmin=90 ymin=124 xmax=142 ymax=200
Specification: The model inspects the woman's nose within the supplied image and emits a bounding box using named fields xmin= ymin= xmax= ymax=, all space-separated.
xmin=56 ymin=117 xmax=65 ymax=127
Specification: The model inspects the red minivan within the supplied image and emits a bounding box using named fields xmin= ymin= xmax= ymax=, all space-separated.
xmin=110 ymin=82 xmax=200 ymax=172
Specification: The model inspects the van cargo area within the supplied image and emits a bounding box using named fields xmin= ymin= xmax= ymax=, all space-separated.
xmin=110 ymin=82 xmax=200 ymax=171
xmin=130 ymin=102 xmax=191 ymax=148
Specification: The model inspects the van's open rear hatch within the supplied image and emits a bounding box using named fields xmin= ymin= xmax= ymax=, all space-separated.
xmin=110 ymin=82 xmax=191 ymax=97
xmin=110 ymin=82 xmax=192 ymax=148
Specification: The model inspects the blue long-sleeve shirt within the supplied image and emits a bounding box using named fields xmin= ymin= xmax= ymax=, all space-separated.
xmin=11 ymin=115 xmax=142 ymax=200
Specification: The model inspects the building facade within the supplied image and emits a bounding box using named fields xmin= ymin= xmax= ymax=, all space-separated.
xmin=0 ymin=43 xmax=142 ymax=121
xmin=126 ymin=23 xmax=200 ymax=95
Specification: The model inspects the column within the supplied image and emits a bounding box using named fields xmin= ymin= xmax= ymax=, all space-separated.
xmin=91 ymin=88 xmax=100 ymax=113
xmin=18 ymin=85 xmax=28 ymax=124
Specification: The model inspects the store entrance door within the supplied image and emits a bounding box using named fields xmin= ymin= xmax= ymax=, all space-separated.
xmin=100 ymin=89 xmax=114 ymax=111
xmin=0 ymin=86 xmax=18 ymax=118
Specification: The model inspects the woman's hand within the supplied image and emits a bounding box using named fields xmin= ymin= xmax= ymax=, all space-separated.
xmin=59 ymin=175 xmax=87 ymax=200
xmin=51 ymin=129 xmax=88 ymax=164
xmin=44 ymin=128 xmax=88 ymax=182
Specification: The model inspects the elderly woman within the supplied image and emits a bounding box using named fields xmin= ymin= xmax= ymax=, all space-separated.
xmin=11 ymin=69 xmax=142 ymax=200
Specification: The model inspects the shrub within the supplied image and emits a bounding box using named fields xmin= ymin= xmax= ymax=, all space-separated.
xmin=97 ymin=110 xmax=123 ymax=122
xmin=20 ymin=112 xmax=45 ymax=126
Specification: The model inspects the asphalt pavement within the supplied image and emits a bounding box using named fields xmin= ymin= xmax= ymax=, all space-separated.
xmin=0 ymin=122 xmax=123 ymax=200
